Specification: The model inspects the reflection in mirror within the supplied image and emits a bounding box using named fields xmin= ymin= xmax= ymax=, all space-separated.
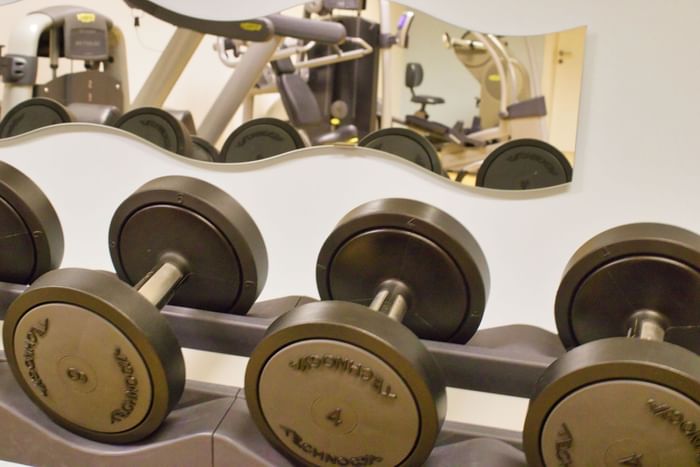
xmin=0 ymin=0 xmax=584 ymax=191
xmin=391 ymin=11 xmax=585 ymax=189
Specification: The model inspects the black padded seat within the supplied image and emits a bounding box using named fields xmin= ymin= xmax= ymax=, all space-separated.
xmin=411 ymin=95 xmax=445 ymax=105
xmin=274 ymin=61 xmax=357 ymax=145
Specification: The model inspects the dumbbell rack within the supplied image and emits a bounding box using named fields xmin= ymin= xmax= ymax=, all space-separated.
xmin=0 ymin=281 xmax=558 ymax=466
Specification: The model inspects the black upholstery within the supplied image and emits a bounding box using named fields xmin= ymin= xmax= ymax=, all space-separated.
xmin=411 ymin=95 xmax=445 ymax=105
xmin=277 ymin=73 xmax=323 ymax=128
xmin=405 ymin=62 xmax=444 ymax=113
xmin=273 ymin=58 xmax=357 ymax=144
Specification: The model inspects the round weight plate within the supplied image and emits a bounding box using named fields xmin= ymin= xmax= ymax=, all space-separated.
xmin=0 ymin=97 xmax=73 ymax=138
xmin=523 ymin=338 xmax=700 ymax=467
xmin=316 ymin=198 xmax=489 ymax=343
xmin=0 ymin=161 xmax=63 ymax=282
xmin=555 ymin=223 xmax=700 ymax=350
xmin=476 ymin=138 xmax=572 ymax=190
xmin=2 ymin=268 xmax=184 ymax=443
xmin=246 ymin=300 xmax=445 ymax=467
xmin=109 ymin=176 xmax=267 ymax=314
xmin=114 ymin=107 xmax=193 ymax=156
xmin=358 ymin=128 xmax=443 ymax=175
xmin=191 ymin=135 xmax=220 ymax=162
xmin=220 ymin=118 xmax=305 ymax=162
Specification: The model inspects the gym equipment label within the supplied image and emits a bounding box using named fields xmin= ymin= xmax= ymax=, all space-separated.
xmin=280 ymin=425 xmax=383 ymax=465
xmin=647 ymin=398 xmax=700 ymax=463
xmin=22 ymin=318 xmax=50 ymax=397
xmin=110 ymin=348 xmax=139 ymax=424
xmin=289 ymin=354 xmax=397 ymax=399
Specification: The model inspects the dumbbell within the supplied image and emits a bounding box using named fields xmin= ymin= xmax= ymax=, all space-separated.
xmin=476 ymin=138 xmax=572 ymax=190
xmin=359 ymin=128 xmax=444 ymax=175
xmin=220 ymin=117 xmax=306 ymax=163
xmin=523 ymin=223 xmax=700 ymax=466
xmin=0 ymin=160 xmax=63 ymax=282
xmin=3 ymin=175 xmax=267 ymax=443
xmin=245 ymin=198 xmax=489 ymax=466
xmin=0 ymin=97 xmax=121 ymax=138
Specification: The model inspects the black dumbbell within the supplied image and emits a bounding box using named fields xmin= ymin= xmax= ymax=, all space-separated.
xmin=114 ymin=107 xmax=194 ymax=158
xmin=3 ymin=175 xmax=267 ymax=443
xmin=0 ymin=160 xmax=63 ymax=281
xmin=359 ymin=128 xmax=444 ymax=175
xmin=245 ymin=198 xmax=489 ymax=466
xmin=112 ymin=107 xmax=221 ymax=162
xmin=220 ymin=117 xmax=306 ymax=163
xmin=476 ymin=138 xmax=572 ymax=190
xmin=0 ymin=97 xmax=121 ymax=138
xmin=523 ymin=223 xmax=700 ymax=466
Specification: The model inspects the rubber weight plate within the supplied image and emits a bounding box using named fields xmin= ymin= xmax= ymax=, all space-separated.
xmin=2 ymin=268 xmax=184 ymax=443
xmin=191 ymin=135 xmax=220 ymax=162
xmin=554 ymin=223 xmax=700 ymax=351
xmin=359 ymin=128 xmax=443 ymax=175
xmin=0 ymin=160 xmax=63 ymax=282
xmin=476 ymin=138 xmax=572 ymax=189
xmin=221 ymin=118 xmax=305 ymax=162
xmin=316 ymin=198 xmax=489 ymax=343
xmin=114 ymin=107 xmax=193 ymax=156
xmin=523 ymin=338 xmax=700 ymax=466
xmin=0 ymin=97 xmax=73 ymax=138
xmin=246 ymin=300 xmax=446 ymax=467
xmin=108 ymin=176 xmax=268 ymax=314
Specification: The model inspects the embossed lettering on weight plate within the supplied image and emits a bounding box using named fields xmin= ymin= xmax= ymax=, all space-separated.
xmin=647 ymin=398 xmax=700 ymax=464
xmin=617 ymin=453 xmax=643 ymax=465
xmin=110 ymin=348 xmax=139 ymax=424
xmin=554 ymin=423 xmax=573 ymax=466
xmin=23 ymin=318 xmax=50 ymax=396
xmin=289 ymin=354 xmax=397 ymax=399
xmin=280 ymin=425 xmax=383 ymax=466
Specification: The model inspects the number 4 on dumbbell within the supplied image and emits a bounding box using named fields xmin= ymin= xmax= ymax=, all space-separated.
xmin=246 ymin=198 xmax=490 ymax=467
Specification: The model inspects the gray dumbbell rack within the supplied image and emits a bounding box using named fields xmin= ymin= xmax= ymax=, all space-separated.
xmin=0 ymin=281 xmax=560 ymax=466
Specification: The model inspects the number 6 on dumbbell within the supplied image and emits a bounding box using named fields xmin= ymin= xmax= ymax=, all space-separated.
xmin=246 ymin=198 xmax=489 ymax=466
xmin=3 ymin=176 xmax=267 ymax=443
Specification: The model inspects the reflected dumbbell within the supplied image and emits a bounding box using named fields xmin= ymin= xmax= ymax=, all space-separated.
xmin=523 ymin=223 xmax=700 ymax=466
xmin=246 ymin=198 xmax=489 ymax=466
xmin=0 ymin=160 xmax=63 ymax=282
xmin=114 ymin=107 xmax=221 ymax=162
xmin=359 ymin=128 xmax=444 ymax=175
xmin=0 ymin=97 xmax=121 ymax=138
xmin=3 ymin=176 xmax=267 ymax=443
xmin=220 ymin=117 xmax=306 ymax=163
xmin=476 ymin=138 xmax=572 ymax=190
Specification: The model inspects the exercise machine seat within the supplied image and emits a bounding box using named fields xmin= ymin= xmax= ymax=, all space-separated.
xmin=274 ymin=58 xmax=357 ymax=145
xmin=277 ymin=73 xmax=324 ymax=128
xmin=405 ymin=62 xmax=445 ymax=108
xmin=411 ymin=95 xmax=445 ymax=105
